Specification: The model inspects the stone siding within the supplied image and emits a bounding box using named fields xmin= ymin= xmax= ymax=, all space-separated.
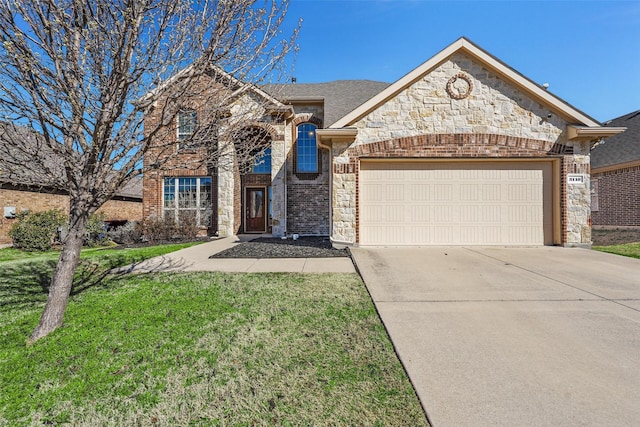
xmin=331 ymin=52 xmax=590 ymax=246
xmin=353 ymin=53 xmax=566 ymax=145
xmin=563 ymin=143 xmax=591 ymax=245
xmin=592 ymin=165 xmax=640 ymax=226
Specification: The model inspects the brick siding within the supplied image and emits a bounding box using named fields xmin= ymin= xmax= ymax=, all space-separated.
xmin=592 ymin=165 xmax=640 ymax=226
xmin=286 ymin=183 xmax=330 ymax=235
xmin=0 ymin=187 xmax=142 ymax=245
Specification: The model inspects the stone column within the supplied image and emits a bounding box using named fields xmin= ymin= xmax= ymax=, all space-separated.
xmin=565 ymin=141 xmax=592 ymax=247
xmin=332 ymin=142 xmax=357 ymax=244
xmin=216 ymin=139 xmax=236 ymax=237
xmin=270 ymin=136 xmax=286 ymax=237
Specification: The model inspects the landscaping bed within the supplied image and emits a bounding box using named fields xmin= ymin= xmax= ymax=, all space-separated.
xmin=592 ymin=228 xmax=640 ymax=246
xmin=210 ymin=236 xmax=348 ymax=258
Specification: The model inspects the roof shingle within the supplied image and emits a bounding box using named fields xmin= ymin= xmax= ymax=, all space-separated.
xmin=591 ymin=110 xmax=640 ymax=169
xmin=265 ymin=80 xmax=390 ymax=127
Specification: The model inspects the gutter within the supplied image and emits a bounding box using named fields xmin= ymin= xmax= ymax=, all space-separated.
xmin=566 ymin=125 xmax=627 ymax=142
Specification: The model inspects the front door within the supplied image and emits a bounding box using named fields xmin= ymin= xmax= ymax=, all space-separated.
xmin=245 ymin=187 xmax=266 ymax=232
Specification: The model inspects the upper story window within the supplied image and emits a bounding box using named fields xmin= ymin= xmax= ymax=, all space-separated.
xmin=177 ymin=109 xmax=197 ymax=141
xmin=252 ymin=147 xmax=272 ymax=174
xmin=296 ymin=123 xmax=317 ymax=173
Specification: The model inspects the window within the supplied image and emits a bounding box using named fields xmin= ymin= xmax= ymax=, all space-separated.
xmin=296 ymin=123 xmax=318 ymax=173
xmin=163 ymin=177 xmax=212 ymax=227
xmin=177 ymin=109 xmax=197 ymax=141
xmin=252 ymin=147 xmax=272 ymax=174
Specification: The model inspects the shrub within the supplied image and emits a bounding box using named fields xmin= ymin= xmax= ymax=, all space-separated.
xmin=141 ymin=216 xmax=177 ymax=243
xmin=107 ymin=221 xmax=143 ymax=244
xmin=84 ymin=212 xmax=110 ymax=247
xmin=141 ymin=214 xmax=201 ymax=243
xmin=9 ymin=209 xmax=68 ymax=251
xmin=176 ymin=211 xmax=200 ymax=239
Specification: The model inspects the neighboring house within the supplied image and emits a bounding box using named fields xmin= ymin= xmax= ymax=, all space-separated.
xmin=0 ymin=125 xmax=143 ymax=244
xmin=590 ymin=110 xmax=640 ymax=227
xmin=143 ymin=37 xmax=625 ymax=247
xmin=0 ymin=178 xmax=143 ymax=245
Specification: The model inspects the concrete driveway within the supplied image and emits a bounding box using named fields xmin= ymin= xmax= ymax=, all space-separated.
xmin=350 ymin=246 xmax=640 ymax=427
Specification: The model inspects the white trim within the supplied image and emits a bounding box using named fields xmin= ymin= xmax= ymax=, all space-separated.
xmin=330 ymin=37 xmax=601 ymax=129
xmin=162 ymin=176 xmax=212 ymax=228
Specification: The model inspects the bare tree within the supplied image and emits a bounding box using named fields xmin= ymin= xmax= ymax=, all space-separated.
xmin=0 ymin=0 xmax=299 ymax=342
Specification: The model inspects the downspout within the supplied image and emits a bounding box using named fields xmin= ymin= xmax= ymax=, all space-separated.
xmin=283 ymin=151 xmax=287 ymax=237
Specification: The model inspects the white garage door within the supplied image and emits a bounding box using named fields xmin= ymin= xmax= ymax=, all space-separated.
xmin=359 ymin=161 xmax=553 ymax=246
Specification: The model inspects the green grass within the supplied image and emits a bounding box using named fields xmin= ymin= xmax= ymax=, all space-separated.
xmin=593 ymin=242 xmax=640 ymax=259
xmin=0 ymin=247 xmax=61 ymax=262
xmin=0 ymin=247 xmax=428 ymax=425
xmin=0 ymin=241 xmax=202 ymax=263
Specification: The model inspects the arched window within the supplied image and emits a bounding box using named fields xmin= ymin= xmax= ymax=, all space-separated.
xmin=296 ymin=123 xmax=317 ymax=173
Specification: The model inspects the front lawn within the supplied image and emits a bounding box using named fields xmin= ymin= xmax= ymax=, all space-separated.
xmin=0 ymin=246 xmax=428 ymax=425
xmin=593 ymin=242 xmax=640 ymax=259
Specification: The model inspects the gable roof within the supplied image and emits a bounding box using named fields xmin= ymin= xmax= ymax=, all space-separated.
xmin=330 ymin=37 xmax=601 ymax=129
xmin=591 ymin=110 xmax=640 ymax=170
xmin=265 ymin=80 xmax=390 ymax=127
xmin=139 ymin=64 xmax=289 ymax=115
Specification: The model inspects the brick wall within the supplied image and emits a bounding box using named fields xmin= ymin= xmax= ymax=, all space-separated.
xmin=592 ymin=165 xmax=640 ymax=226
xmin=0 ymin=188 xmax=68 ymax=244
xmin=99 ymin=199 xmax=143 ymax=223
xmin=0 ymin=188 xmax=142 ymax=245
xmin=286 ymin=183 xmax=330 ymax=235
xmin=285 ymin=126 xmax=330 ymax=235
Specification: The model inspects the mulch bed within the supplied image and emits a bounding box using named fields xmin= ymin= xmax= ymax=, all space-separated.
xmin=592 ymin=228 xmax=640 ymax=246
xmin=210 ymin=236 xmax=349 ymax=258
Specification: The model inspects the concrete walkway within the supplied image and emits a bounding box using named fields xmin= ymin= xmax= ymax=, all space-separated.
xmin=351 ymin=246 xmax=640 ymax=427
xmin=113 ymin=236 xmax=356 ymax=274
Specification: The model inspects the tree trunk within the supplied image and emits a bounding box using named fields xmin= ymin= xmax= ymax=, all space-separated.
xmin=29 ymin=213 xmax=88 ymax=343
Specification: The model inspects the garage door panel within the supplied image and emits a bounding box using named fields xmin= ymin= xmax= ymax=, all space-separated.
xmin=361 ymin=204 xmax=404 ymax=222
xmin=359 ymin=161 xmax=552 ymax=246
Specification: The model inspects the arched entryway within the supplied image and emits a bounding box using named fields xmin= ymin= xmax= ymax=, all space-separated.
xmin=233 ymin=126 xmax=273 ymax=233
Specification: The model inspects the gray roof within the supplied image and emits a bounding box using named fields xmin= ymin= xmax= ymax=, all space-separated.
xmin=116 ymin=176 xmax=143 ymax=200
xmin=591 ymin=110 xmax=640 ymax=169
xmin=0 ymin=123 xmax=142 ymax=200
xmin=266 ymin=80 xmax=390 ymax=127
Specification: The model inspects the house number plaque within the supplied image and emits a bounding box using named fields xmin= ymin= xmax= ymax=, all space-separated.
xmin=567 ymin=174 xmax=586 ymax=185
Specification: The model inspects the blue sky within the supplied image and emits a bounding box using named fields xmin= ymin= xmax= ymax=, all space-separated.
xmin=284 ymin=0 xmax=640 ymax=122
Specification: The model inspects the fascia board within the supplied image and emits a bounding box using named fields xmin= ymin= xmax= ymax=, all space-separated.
xmin=330 ymin=37 xmax=602 ymax=129
xmin=316 ymin=127 xmax=358 ymax=143
xmin=567 ymin=125 xmax=627 ymax=141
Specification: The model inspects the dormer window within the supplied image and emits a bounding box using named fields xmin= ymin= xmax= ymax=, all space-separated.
xmin=296 ymin=123 xmax=318 ymax=173
xmin=177 ymin=109 xmax=197 ymax=140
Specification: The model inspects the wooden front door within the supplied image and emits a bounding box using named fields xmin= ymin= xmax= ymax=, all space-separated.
xmin=245 ymin=187 xmax=266 ymax=232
